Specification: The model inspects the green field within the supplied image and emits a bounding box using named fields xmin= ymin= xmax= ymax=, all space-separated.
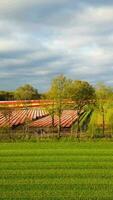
xmin=0 ymin=141 xmax=113 ymax=200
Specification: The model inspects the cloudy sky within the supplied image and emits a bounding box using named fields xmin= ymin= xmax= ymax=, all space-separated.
xmin=0 ymin=0 xmax=113 ymax=92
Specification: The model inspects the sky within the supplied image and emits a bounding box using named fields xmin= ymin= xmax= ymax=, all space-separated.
xmin=0 ymin=0 xmax=113 ymax=92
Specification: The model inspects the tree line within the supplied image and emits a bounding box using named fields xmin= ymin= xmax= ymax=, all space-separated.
xmin=0 ymin=84 xmax=40 ymax=101
xmin=45 ymin=75 xmax=113 ymax=138
xmin=1 ymin=75 xmax=113 ymax=139
xmin=1 ymin=75 xmax=112 ymax=102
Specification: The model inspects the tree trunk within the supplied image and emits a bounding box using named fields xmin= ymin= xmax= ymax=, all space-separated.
xmin=58 ymin=115 xmax=61 ymax=139
xmin=102 ymin=107 xmax=105 ymax=137
xmin=52 ymin=114 xmax=54 ymax=127
xmin=52 ymin=114 xmax=55 ymax=136
xmin=77 ymin=110 xmax=80 ymax=138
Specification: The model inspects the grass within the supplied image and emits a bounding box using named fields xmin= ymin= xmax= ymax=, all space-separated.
xmin=0 ymin=141 xmax=113 ymax=199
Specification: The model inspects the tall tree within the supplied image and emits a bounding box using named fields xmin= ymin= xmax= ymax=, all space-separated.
xmin=95 ymin=83 xmax=113 ymax=137
xmin=47 ymin=75 xmax=71 ymax=138
xmin=68 ymin=80 xmax=95 ymax=138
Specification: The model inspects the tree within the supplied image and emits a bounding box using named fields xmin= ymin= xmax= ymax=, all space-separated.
xmin=47 ymin=75 xmax=71 ymax=138
xmin=14 ymin=84 xmax=40 ymax=100
xmin=95 ymin=83 xmax=113 ymax=137
xmin=68 ymin=80 xmax=95 ymax=138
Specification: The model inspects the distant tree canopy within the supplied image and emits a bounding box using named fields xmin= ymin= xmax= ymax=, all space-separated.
xmin=68 ymin=80 xmax=96 ymax=103
xmin=47 ymin=76 xmax=95 ymax=103
xmin=0 ymin=91 xmax=14 ymax=101
xmin=96 ymin=83 xmax=113 ymax=103
xmin=14 ymin=84 xmax=40 ymax=100
xmin=0 ymin=84 xmax=41 ymax=101
xmin=0 ymin=77 xmax=113 ymax=103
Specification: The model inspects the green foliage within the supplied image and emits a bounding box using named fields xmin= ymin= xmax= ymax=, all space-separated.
xmin=69 ymin=80 xmax=96 ymax=103
xmin=46 ymin=75 xmax=71 ymax=137
xmin=89 ymin=83 xmax=113 ymax=138
xmin=106 ymin=108 xmax=113 ymax=136
xmin=88 ymin=107 xmax=113 ymax=138
xmin=69 ymin=80 xmax=95 ymax=137
xmin=88 ymin=110 xmax=103 ymax=138
xmin=47 ymin=75 xmax=72 ymax=100
xmin=96 ymin=83 xmax=113 ymax=101
xmin=0 ymin=91 xmax=14 ymax=101
xmin=79 ymin=109 xmax=92 ymax=129
xmin=14 ymin=84 xmax=40 ymax=100
xmin=72 ymin=108 xmax=92 ymax=133
xmin=95 ymin=83 xmax=113 ymax=111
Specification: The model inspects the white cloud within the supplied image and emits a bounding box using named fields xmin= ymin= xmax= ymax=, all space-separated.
xmin=76 ymin=6 xmax=113 ymax=24
xmin=0 ymin=0 xmax=113 ymax=91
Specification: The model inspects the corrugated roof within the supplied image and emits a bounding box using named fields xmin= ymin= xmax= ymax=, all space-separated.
xmin=0 ymin=109 xmax=78 ymax=128
xmin=31 ymin=110 xmax=78 ymax=128
xmin=0 ymin=109 xmax=48 ymax=127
